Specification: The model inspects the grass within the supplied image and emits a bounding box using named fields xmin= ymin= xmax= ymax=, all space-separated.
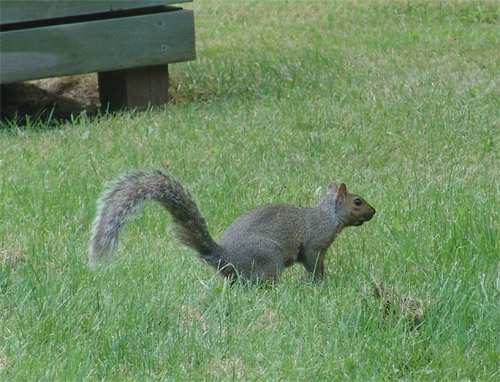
xmin=1 ymin=0 xmax=499 ymax=380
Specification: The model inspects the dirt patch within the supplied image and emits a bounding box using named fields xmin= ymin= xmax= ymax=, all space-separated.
xmin=0 ymin=249 xmax=28 ymax=270
xmin=0 ymin=353 xmax=7 ymax=374
xmin=372 ymin=280 xmax=424 ymax=328
xmin=1 ymin=74 xmax=100 ymax=122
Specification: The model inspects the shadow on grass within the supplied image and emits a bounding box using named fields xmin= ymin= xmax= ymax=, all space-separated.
xmin=0 ymin=73 xmax=204 ymax=130
xmin=1 ymin=75 xmax=102 ymax=129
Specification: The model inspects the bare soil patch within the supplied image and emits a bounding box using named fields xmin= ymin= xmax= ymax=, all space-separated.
xmin=1 ymin=74 xmax=100 ymax=121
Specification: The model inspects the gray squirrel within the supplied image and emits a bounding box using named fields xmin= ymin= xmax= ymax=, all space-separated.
xmin=90 ymin=170 xmax=375 ymax=282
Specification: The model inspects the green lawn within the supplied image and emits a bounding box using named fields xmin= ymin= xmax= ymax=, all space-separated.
xmin=1 ymin=0 xmax=499 ymax=380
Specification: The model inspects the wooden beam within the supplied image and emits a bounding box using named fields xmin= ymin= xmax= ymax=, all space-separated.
xmin=0 ymin=1 xmax=191 ymax=24
xmin=0 ymin=8 xmax=195 ymax=84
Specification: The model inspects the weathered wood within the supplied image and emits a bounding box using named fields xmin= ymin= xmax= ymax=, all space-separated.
xmin=0 ymin=0 xmax=191 ymax=24
xmin=98 ymin=65 xmax=169 ymax=110
xmin=0 ymin=8 xmax=195 ymax=84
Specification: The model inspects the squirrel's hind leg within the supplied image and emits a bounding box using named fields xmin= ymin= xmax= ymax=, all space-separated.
xmin=234 ymin=242 xmax=285 ymax=284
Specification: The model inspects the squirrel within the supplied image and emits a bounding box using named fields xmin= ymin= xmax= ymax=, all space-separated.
xmin=90 ymin=170 xmax=375 ymax=282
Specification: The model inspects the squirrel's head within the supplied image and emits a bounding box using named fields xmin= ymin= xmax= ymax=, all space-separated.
xmin=325 ymin=182 xmax=376 ymax=227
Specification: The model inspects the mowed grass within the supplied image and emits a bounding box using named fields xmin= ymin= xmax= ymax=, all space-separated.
xmin=1 ymin=0 xmax=499 ymax=380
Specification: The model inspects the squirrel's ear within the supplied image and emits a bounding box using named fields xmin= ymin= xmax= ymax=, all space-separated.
xmin=335 ymin=183 xmax=347 ymax=204
xmin=338 ymin=183 xmax=347 ymax=196
xmin=327 ymin=182 xmax=338 ymax=195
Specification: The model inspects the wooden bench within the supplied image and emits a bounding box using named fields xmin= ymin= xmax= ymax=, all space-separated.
xmin=0 ymin=1 xmax=195 ymax=110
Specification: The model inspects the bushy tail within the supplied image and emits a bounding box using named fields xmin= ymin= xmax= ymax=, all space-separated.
xmin=89 ymin=170 xmax=224 ymax=269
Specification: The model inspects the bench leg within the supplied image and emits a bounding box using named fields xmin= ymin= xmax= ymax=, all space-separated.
xmin=98 ymin=65 xmax=169 ymax=111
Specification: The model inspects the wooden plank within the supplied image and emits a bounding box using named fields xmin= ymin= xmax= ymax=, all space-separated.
xmin=0 ymin=9 xmax=195 ymax=84
xmin=98 ymin=65 xmax=169 ymax=110
xmin=0 ymin=1 xmax=191 ymax=24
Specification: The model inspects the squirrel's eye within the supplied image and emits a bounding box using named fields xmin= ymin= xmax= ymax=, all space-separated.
xmin=354 ymin=198 xmax=362 ymax=206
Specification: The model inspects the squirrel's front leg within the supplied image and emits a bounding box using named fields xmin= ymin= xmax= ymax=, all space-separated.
xmin=303 ymin=249 xmax=326 ymax=281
